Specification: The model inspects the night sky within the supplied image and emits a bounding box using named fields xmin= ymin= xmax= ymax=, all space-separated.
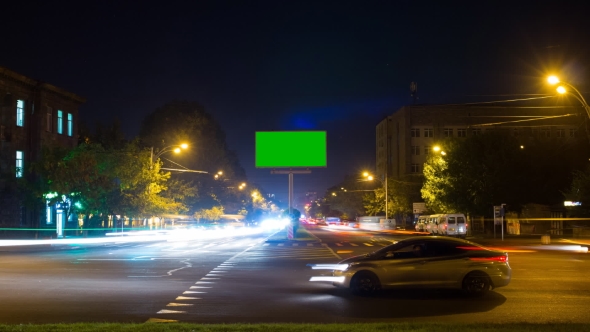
xmin=2 ymin=1 xmax=590 ymax=202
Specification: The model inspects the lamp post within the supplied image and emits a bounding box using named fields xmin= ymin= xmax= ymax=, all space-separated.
xmin=150 ymin=143 xmax=189 ymax=169
xmin=363 ymin=172 xmax=388 ymax=221
xmin=547 ymin=76 xmax=590 ymax=119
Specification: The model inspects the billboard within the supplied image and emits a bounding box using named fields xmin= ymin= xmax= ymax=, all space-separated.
xmin=255 ymin=131 xmax=327 ymax=168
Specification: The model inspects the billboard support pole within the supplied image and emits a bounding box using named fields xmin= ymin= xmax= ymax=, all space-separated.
xmin=271 ymin=169 xmax=312 ymax=217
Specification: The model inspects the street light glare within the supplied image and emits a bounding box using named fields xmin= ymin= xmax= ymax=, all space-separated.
xmin=433 ymin=146 xmax=441 ymax=152
xmin=367 ymin=175 xmax=374 ymax=181
xmin=362 ymin=172 xmax=369 ymax=177
xmin=173 ymin=147 xmax=181 ymax=153
xmin=556 ymin=86 xmax=567 ymax=94
xmin=547 ymin=76 xmax=560 ymax=85
xmin=180 ymin=143 xmax=189 ymax=149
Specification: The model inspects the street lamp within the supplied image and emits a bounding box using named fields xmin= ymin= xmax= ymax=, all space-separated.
xmin=433 ymin=145 xmax=446 ymax=155
xmin=547 ymin=75 xmax=590 ymax=119
xmin=363 ymin=171 xmax=388 ymax=221
xmin=150 ymin=143 xmax=189 ymax=169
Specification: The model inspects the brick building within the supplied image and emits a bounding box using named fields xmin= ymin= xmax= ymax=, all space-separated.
xmin=0 ymin=67 xmax=85 ymax=233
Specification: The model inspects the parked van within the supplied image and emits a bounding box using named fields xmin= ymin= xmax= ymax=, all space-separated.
xmin=436 ymin=213 xmax=467 ymax=238
xmin=426 ymin=214 xmax=442 ymax=234
xmin=415 ymin=215 xmax=429 ymax=232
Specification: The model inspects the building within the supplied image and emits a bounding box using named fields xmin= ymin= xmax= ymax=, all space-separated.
xmin=0 ymin=66 xmax=85 ymax=233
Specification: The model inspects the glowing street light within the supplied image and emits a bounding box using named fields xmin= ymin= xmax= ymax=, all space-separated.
xmin=151 ymin=143 xmax=189 ymax=168
xmin=433 ymin=146 xmax=446 ymax=155
xmin=547 ymin=75 xmax=590 ymax=119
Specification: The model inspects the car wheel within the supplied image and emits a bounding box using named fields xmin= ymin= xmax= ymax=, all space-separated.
xmin=351 ymin=271 xmax=380 ymax=296
xmin=462 ymin=271 xmax=491 ymax=296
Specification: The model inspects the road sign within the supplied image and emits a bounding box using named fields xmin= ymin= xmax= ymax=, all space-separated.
xmin=493 ymin=206 xmax=504 ymax=225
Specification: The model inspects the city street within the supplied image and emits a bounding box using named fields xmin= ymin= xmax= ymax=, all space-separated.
xmin=0 ymin=226 xmax=589 ymax=324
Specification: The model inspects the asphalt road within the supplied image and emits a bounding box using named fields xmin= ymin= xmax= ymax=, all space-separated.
xmin=0 ymin=226 xmax=589 ymax=324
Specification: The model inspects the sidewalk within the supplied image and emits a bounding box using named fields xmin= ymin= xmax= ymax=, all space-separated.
xmin=466 ymin=234 xmax=590 ymax=252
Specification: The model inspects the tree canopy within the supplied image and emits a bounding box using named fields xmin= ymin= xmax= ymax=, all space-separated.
xmin=421 ymin=131 xmax=589 ymax=216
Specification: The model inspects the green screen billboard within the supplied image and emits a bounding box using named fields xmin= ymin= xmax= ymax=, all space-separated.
xmin=255 ymin=131 xmax=327 ymax=168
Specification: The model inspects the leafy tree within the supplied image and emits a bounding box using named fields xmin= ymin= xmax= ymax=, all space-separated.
xmin=323 ymin=174 xmax=374 ymax=218
xmin=421 ymin=134 xmax=531 ymax=215
xmin=419 ymin=131 xmax=590 ymax=216
xmin=138 ymin=101 xmax=247 ymax=214
xmin=562 ymin=165 xmax=590 ymax=217
xmin=109 ymin=141 xmax=191 ymax=219
xmin=194 ymin=206 xmax=224 ymax=222
xmin=363 ymin=176 xmax=422 ymax=218
xmin=29 ymin=143 xmax=118 ymax=228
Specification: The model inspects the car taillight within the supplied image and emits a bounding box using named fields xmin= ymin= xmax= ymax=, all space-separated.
xmin=470 ymin=256 xmax=508 ymax=263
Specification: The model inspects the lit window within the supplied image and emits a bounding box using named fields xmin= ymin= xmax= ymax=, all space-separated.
xmin=424 ymin=128 xmax=434 ymax=137
xmin=411 ymin=128 xmax=420 ymax=138
xmin=570 ymin=128 xmax=578 ymax=138
xmin=411 ymin=164 xmax=420 ymax=173
xmin=16 ymin=100 xmax=24 ymax=127
xmin=443 ymin=128 xmax=453 ymax=137
xmin=411 ymin=146 xmax=420 ymax=155
xmin=556 ymin=129 xmax=565 ymax=138
xmin=46 ymin=107 xmax=53 ymax=132
xmin=16 ymin=150 xmax=23 ymax=178
xmin=472 ymin=128 xmax=481 ymax=136
xmin=67 ymin=113 xmax=73 ymax=136
xmin=57 ymin=110 xmax=63 ymax=134
xmin=457 ymin=129 xmax=466 ymax=137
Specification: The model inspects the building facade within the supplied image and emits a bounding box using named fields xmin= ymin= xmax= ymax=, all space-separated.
xmin=0 ymin=67 xmax=85 ymax=232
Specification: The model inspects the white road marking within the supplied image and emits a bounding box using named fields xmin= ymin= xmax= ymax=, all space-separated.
xmin=157 ymin=309 xmax=186 ymax=314
xmin=364 ymin=243 xmax=374 ymax=246
xmin=183 ymin=291 xmax=206 ymax=294
xmin=200 ymin=277 xmax=219 ymax=280
xmin=278 ymin=243 xmax=284 ymax=246
xmin=350 ymin=243 xmax=359 ymax=246
xmin=167 ymin=303 xmax=193 ymax=307
xmin=190 ymin=286 xmax=211 ymax=289
xmin=176 ymin=296 xmax=200 ymax=300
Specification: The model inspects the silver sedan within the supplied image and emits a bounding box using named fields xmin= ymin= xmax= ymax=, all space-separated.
xmin=331 ymin=236 xmax=511 ymax=296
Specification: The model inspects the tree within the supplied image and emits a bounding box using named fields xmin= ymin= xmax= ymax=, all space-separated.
xmin=28 ymin=142 xmax=119 ymax=228
xmin=363 ymin=176 xmax=422 ymax=218
xmin=562 ymin=165 xmax=590 ymax=217
xmin=421 ymin=134 xmax=531 ymax=215
xmin=138 ymin=101 xmax=247 ymax=214
xmin=323 ymin=174 xmax=374 ymax=218
xmin=109 ymin=141 xmax=192 ymax=219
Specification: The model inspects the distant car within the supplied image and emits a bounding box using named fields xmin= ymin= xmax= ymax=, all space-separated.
xmin=325 ymin=217 xmax=342 ymax=225
xmin=331 ymin=236 xmax=511 ymax=296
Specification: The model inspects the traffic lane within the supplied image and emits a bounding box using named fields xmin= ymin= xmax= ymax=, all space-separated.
xmin=0 ymin=234 xmax=268 ymax=323
xmin=168 ymin=244 xmax=508 ymax=323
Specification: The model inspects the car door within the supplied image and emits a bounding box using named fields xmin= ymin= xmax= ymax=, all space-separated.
xmin=423 ymin=241 xmax=470 ymax=287
xmin=377 ymin=241 xmax=431 ymax=288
